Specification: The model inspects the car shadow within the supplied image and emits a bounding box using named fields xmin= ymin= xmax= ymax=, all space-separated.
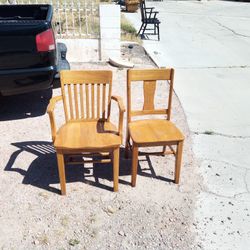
xmin=0 ymin=88 xmax=52 ymax=121
xmin=4 ymin=141 xmax=173 ymax=194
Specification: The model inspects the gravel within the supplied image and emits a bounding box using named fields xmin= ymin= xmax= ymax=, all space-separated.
xmin=0 ymin=44 xmax=203 ymax=249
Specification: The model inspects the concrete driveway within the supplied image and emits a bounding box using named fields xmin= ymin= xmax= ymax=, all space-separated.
xmin=126 ymin=1 xmax=250 ymax=249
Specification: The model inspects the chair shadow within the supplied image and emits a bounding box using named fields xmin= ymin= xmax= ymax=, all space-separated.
xmin=0 ymin=89 xmax=52 ymax=121
xmin=4 ymin=141 xmax=132 ymax=194
xmin=140 ymin=34 xmax=159 ymax=41
xmin=137 ymin=154 xmax=174 ymax=183
xmin=96 ymin=120 xmax=119 ymax=135
xmin=4 ymin=141 xmax=172 ymax=195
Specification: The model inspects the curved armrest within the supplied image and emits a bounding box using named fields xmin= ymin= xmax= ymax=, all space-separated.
xmin=152 ymin=11 xmax=159 ymax=19
xmin=47 ymin=95 xmax=62 ymax=114
xmin=147 ymin=10 xmax=158 ymax=19
xmin=111 ymin=95 xmax=126 ymax=142
xmin=47 ymin=95 xmax=63 ymax=142
xmin=111 ymin=95 xmax=125 ymax=113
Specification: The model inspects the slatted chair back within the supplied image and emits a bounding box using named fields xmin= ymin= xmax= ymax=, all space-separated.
xmin=139 ymin=0 xmax=146 ymax=22
xmin=60 ymin=70 xmax=112 ymax=122
xmin=127 ymin=68 xmax=174 ymax=123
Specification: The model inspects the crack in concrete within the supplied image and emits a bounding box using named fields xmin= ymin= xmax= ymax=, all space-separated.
xmin=234 ymin=192 xmax=250 ymax=199
xmin=193 ymin=131 xmax=250 ymax=139
xmin=244 ymin=169 xmax=250 ymax=193
xmin=197 ymin=159 xmax=250 ymax=199
xmin=177 ymin=65 xmax=250 ymax=69
xmin=211 ymin=18 xmax=250 ymax=38
xmin=241 ymin=169 xmax=250 ymax=197
xmin=202 ymin=189 xmax=250 ymax=200
xmin=201 ymin=158 xmax=249 ymax=170
xmin=161 ymin=11 xmax=250 ymax=20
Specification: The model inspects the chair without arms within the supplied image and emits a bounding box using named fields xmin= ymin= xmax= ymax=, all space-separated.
xmin=47 ymin=70 xmax=125 ymax=195
xmin=125 ymin=68 xmax=184 ymax=187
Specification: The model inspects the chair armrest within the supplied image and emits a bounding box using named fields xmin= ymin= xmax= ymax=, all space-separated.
xmin=111 ymin=95 xmax=126 ymax=141
xmin=143 ymin=5 xmax=158 ymax=18
xmin=47 ymin=95 xmax=63 ymax=142
xmin=147 ymin=10 xmax=159 ymax=19
xmin=145 ymin=7 xmax=155 ymax=14
xmin=152 ymin=11 xmax=159 ymax=19
xmin=145 ymin=8 xmax=154 ymax=14
xmin=111 ymin=95 xmax=125 ymax=113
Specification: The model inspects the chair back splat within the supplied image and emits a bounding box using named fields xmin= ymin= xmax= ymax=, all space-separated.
xmin=60 ymin=70 xmax=112 ymax=122
xmin=125 ymin=68 xmax=184 ymax=187
xmin=127 ymin=68 xmax=174 ymax=122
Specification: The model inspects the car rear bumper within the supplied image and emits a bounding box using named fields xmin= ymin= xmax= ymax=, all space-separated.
xmin=0 ymin=65 xmax=56 ymax=96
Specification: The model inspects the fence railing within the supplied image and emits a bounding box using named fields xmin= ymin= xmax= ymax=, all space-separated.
xmin=0 ymin=0 xmax=101 ymax=39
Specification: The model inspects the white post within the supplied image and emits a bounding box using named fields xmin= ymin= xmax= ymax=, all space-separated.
xmin=99 ymin=4 xmax=121 ymax=61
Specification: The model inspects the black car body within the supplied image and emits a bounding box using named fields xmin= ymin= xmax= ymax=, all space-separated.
xmin=0 ymin=4 xmax=56 ymax=96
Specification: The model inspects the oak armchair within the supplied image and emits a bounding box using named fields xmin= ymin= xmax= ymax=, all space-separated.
xmin=47 ymin=70 xmax=125 ymax=195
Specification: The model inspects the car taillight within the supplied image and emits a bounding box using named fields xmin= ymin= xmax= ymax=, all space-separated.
xmin=36 ymin=28 xmax=55 ymax=52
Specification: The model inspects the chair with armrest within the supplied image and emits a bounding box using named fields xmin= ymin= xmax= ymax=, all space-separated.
xmin=47 ymin=70 xmax=125 ymax=195
xmin=137 ymin=0 xmax=160 ymax=40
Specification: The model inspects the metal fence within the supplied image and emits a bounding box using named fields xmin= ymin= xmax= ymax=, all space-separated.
xmin=1 ymin=0 xmax=101 ymax=38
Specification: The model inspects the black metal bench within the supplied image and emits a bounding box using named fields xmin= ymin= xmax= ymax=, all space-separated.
xmin=137 ymin=0 xmax=160 ymax=41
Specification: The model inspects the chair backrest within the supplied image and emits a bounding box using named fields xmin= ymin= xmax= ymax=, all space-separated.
xmin=127 ymin=68 xmax=174 ymax=123
xmin=139 ymin=0 xmax=146 ymax=21
xmin=60 ymin=70 xmax=112 ymax=122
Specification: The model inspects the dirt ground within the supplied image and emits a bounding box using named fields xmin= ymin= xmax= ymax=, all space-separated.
xmin=0 ymin=44 xmax=202 ymax=249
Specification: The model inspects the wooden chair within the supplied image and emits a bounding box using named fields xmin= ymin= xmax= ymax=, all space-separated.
xmin=125 ymin=68 xmax=184 ymax=187
xmin=137 ymin=0 xmax=160 ymax=41
xmin=47 ymin=70 xmax=125 ymax=195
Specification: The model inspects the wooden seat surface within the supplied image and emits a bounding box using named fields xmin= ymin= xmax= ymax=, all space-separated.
xmin=54 ymin=121 xmax=121 ymax=150
xmin=129 ymin=119 xmax=184 ymax=145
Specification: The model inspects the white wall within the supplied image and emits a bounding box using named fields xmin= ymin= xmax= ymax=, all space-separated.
xmin=56 ymin=39 xmax=100 ymax=63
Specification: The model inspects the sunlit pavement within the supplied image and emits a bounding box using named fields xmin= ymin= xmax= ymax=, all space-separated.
xmin=126 ymin=1 xmax=250 ymax=249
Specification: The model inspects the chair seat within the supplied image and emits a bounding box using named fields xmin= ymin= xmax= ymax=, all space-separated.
xmin=129 ymin=119 xmax=184 ymax=145
xmin=144 ymin=18 xmax=160 ymax=24
xmin=54 ymin=121 xmax=121 ymax=151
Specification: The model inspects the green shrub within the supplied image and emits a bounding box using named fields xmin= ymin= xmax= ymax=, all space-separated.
xmin=121 ymin=14 xmax=137 ymax=35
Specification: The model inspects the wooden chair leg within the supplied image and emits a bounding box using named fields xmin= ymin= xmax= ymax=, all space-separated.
xmin=162 ymin=145 xmax=167 ymax=155
xmin=174 ymin=141 xmax=184 ymax=184
xmin=113 ymin=148 xmax=119 ymax=192
xmin=56 ymin=151 xmax=66 ymax=195
xmin=125 ymin=130 xmax=130 ymax=159
xmin=131 ymin=145 xmax=139 ymax=187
